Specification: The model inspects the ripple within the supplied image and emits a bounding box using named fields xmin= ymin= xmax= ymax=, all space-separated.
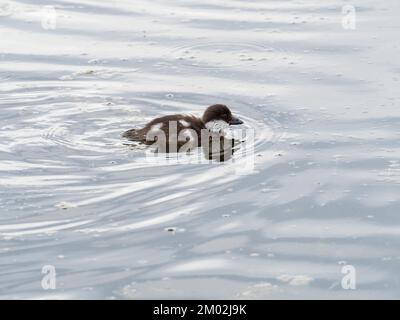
xmin=168 ymin=42 xmax=286 ymax=70
xmin=0 ymin=219 xmax=92 ymax=237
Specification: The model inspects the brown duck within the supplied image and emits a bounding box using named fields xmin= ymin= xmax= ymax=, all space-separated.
xmin=122 ymin=104 xmax=243 ymax=153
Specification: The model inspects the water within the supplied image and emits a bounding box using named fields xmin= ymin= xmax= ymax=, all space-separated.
xmin=1 ymin=0 xmax=400 ymax=299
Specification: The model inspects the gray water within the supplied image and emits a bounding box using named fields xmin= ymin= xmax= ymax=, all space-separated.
xmin=1 ymin=0 xmax=400 ymax=299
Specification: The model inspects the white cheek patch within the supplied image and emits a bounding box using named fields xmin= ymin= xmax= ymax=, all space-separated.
xmin=205 ymin=120 xmax=229 ymax=133
xmin=179 ymin=119 xmax=190 ymax=127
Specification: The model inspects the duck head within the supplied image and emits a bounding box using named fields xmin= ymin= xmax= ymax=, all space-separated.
xmin=202 ymin=104 xmax=243 ymax=126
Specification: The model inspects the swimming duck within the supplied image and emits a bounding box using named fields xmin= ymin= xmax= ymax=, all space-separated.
xmin=122 ymin=104 xmax=243 ymax=153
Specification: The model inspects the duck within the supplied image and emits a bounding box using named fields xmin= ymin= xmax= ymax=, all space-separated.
xmin=122 ymin=104 xmax=243 ymax=153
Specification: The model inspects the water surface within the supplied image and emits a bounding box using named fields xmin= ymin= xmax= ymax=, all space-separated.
xmin=1 ymin=0 xmax=400 ymax=299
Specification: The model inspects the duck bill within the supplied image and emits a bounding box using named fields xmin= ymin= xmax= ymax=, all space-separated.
xmin=229 ymin=116 xmax=244 ymax=125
